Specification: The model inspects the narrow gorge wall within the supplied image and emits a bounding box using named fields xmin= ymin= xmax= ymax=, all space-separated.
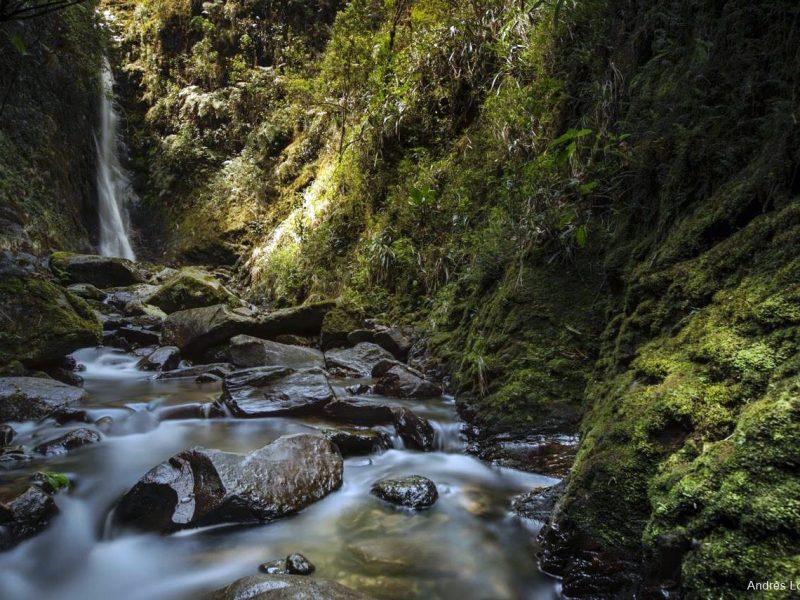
xmin=0 ymin=4 xmax=103 ymax=253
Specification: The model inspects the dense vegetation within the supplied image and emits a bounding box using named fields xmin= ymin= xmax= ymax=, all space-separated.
xmin=1 ymin=0 xmax=798 ymax=597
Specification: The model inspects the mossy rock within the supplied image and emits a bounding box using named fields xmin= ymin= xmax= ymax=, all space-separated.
xmin=145 ymin=268 xmax=241 ymax=314
xmin=321 ymin=307 xmax=364 ymax=350
xmin=0 ymin=274 xmax=102 ymax=368
xmin=50 ymin=252 xmax=144 ymax=288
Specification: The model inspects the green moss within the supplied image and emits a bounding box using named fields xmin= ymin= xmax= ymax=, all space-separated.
xmin=146 ymin=268 xmax=240 ymax=313
xmin=0 ymin=275 xmax=102 ymax=367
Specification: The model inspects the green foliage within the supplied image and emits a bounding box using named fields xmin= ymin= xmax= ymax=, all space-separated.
xmin=37 ymin=471 xmax=70 ymax=492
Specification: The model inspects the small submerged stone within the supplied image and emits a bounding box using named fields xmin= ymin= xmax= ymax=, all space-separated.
xmin=286 ymin=553 xmax=315 ymax=575
xmin=33 ymin=428 xmax=101 ymax=456
xmin=371 ymin=475 xmax=439 ymax=509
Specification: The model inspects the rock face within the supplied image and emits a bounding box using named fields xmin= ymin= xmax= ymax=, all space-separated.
xmin=146 ymin=268 xmax=240 ymax=314
xmin=33 ymin=428 xmax=101 ymax=456
xmin=229 ymin=335 xmax=325 ymax=369
xmin=209 ymin=575 xmax=371 ymax=600
xmin=392 ymin=408 xmax=435 ymax=451
xmin=371 ymin=476 xmax=438 ymax=509
xmin=50 ymin=253 xmax=144 ymax=288
xmin=137 ymin=346 xmax=181 ymax=372
xmin=0 ymin=485 xmax=59 ymax=551
xmin=0 ymin=377 xmax=88 ymax=422
xmin=0 ymin=272 xmax=102 ymax=367
xmin=115 ymin=434 xmax=343 ymax=532
xmin=325 ymin=343 xmax=394 ymax=377
xmin=221 ymin=367 xmax=333 ymax=417
xmin=373 ymin=364 xmax=441 ymax=398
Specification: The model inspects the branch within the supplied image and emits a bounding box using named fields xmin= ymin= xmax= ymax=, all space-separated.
xmin=0 ymin=0 xmax=89 ymax=22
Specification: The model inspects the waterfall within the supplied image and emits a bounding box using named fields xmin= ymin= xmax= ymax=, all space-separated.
xmin=96 ymin=57 xmax=136 ymax=261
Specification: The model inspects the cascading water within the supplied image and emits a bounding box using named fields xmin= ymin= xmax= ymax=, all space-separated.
xmin=96 ymin=57 xmax=136 ymax=261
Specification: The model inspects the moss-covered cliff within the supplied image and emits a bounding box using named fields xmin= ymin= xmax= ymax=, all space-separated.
xmin=0 ymin=3 xmax=103 ymax=253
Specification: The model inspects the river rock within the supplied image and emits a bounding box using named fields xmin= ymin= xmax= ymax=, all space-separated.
xmin=0 ymin=485 xmax=59 ymax=551
xmin=209 ymin=575 xmax=371 ymax=600
xmin=373 ymin=329 xmax=412 ymax=361
xmin=146 ymin=268 xmax=240 ymax=314
xmin=105 ymin=284 xmax=161 ymax=310
xmin=392 ymin=407 xmax=435 ymax=451
xmin=259 ymin=559 xmax=288 ymax=575
xmin=115 ymin=433 xmax=343 ymax=533
xmin=323 ymin=399 xmax=396 ymax=425
xmin=162 ymin=304 xmax=258 ymax=358
xmin=229 ymin=335 xmax=324 ymax=369
xmin=137 ymin=346 xmax=181 ymax=371
xmin=67 ymin=283 xmax=106 ymax=301
xmin=221 ymin=367 xmax=333 ymax=417
xmin=0 ymin=270 xmax=102 ymax=367
xmin=33 ymin=427 xmax=101 ymax=455
xmin=371 ymin=476 xmax=438 ymax=509
xmin=323 ymin=427 xmax=392 ymax=457
xmin=325 ymin=343 xmax=394 ymax=377
xmin=257 ymin=301 xmax=336 ymax=338
xmin=123 ymin=300 xmax=168 ymax=319
xmin=50 ymin=252 xmax=144 ymax=288
xmin=0 ymin=377 xmax=88 ymax=422
xmin=286 ymin=553 xmax=315 ymax=575
xmin=511 ymin=481 xmax=566 ymax=522
xmin=157 ymin=363 xmax=234 ymax=380
xmin=373 ymin=364 xmax=441 ymax=399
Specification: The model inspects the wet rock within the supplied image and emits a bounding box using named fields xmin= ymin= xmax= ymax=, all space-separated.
xmin=137 ymin=346 xmax=181 ymax=372
xmin=123 ymin=300 xmax=168 ymax=319
xmin=323 ymin=428 xmax=392 ymax=457
xmin=50 ymin=252 xmax=144 ymax=288
xmin=157 ymin=363 xmax=235 ymax=380
xmin=371 ymin=476 xmax=438 ymax=509
xmin=346 ymin=383 xmax=372 ymax=395
xmin=511 ymin=481 xmax=566 ymax=522
xmin=258 ymin=559 xmax=287 ymax=575
xmin=474 ymin=434 xmax=579 ymax=478
xmin=0 ymin=269 xmax=102 ymax=368
xmin=162 ymin=304 xmax=258 ymax=358
xmin=0 ymin=485 xmax=59 ymax=551
xmin=373 ymin=328 xmax=412 ymax=361
xmin=229 ymin=335 xmax=324 ymax=369
xmin=154 ymin=403 xmax=215 ymax=421
xmin=33 ymin=428 xmax=102 ymax=456
xmin=221 ymin=367 xmax=333 ymax=417
xmin=286 ymin=553 xmax=315 ymax=575
xmin=115 ymin=433 xmax=343 ymax=533
xmin=67 ymin=283 xmax=106 ymax=301
xmin=196 ymin=373 xmax=222 ymax=384
xmin=325 ymin=343 xmax=394 ymax=377
xmin=145 ymin=268 xmax=240 ymax=314
xmin=392 ymin=408 xmax=435 ymax=451
xmin=105 ymin=285 xmax=161 ymax=311
xmin=323 ymin=399 xmax=396 ymax=425
xmin=209 ymin=574 xmax=371 ymax=600
xmin=102 ymin=332 xmax=132 ymax=351
xmin=373 ymin=365 xmax=441 ymax=399
xmin=0 ymin=424 xmax=14 ymax=446
xmin=117 ymin=326 xmax=160 ymax=347
xmin=0 ymin=446 xmax=30 ymax=463
xmin=257 ymin=301 xmax=336 ymax=339
xmin=0 ymin=377 xmax=88 ymax=422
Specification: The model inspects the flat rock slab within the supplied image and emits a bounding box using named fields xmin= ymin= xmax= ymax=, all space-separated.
xmin=115 ymin=433 xmax=343 ymax=533
xmin=0 ymin=377 xmax=88 ymax=422
xmin=50 ymin=253 xmax=144 ymax=288
xmin=371 ymin=475 xmax=438 ymax=509
xmin=230 ymin=335 xmax=325 ymax=369
xmin=209 ymin=574 xmax=372 ymax=600
xmin=156 ymin=363 xmax=234 ymax=380
xmin=221 ymin=367 xmax=334 ymax=417
xmin=325 ymin=343 xmax=395 ymax=377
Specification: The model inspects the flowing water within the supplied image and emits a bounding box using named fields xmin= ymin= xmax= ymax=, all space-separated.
xmin=96 ymin=58 xmax=136 ymax=261
xmin=0 ymin=348 xmax=562 ymax=600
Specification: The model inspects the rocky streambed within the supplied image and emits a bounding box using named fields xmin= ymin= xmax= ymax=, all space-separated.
xmin=0 ymin=251 xmax=569 ymax=599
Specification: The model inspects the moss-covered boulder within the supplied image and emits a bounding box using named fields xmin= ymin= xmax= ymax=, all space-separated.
xmin=145 ymin=268 xmax=241 ymax=314
xmin=0 ymin=273 xmax=102 ymax=368
xmin=50 ymin=252 xmax=144 ymax=288
xmin=320 ymin=306 xmax=364 ymax=350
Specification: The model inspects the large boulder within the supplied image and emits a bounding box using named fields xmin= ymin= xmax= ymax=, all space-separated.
xmin=371 ymin=475 xmax=438 ymax=509
xmin=115 ymin=434 xmax=343 ymax=532
xmin=373 ymin=364 xmax=441 ymax=399
xmin=0 ymin=485 xmax=59 ymax=551
xmin=209 ymin=575 xmax=371 ymax=600
xmin=145 ymin=268 xmax=240 ymax=314
xmin=221 ymin=367 xmax=333 ymax=417
xmin=0 ymin=273 xmax=102 ymax=368
xmin=229 ymin=335 xmax=324 ymax=369
xmin=49 ymin=252 xmax=144 ymax=288
xmin=325 ymin=343 xmax=394 ymax=377
xmin=0 ymin=377 xmax=88 ymax=422
xmin=256 ymin=301 xmax=336 ymax=338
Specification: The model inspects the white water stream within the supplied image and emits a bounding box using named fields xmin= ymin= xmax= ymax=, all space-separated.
xmin=96 ymin=57 xmax=136 ymax=261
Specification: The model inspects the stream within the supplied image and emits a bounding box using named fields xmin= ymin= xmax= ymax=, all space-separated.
xmin=0 ymin=347 xmax=561 ymax=600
